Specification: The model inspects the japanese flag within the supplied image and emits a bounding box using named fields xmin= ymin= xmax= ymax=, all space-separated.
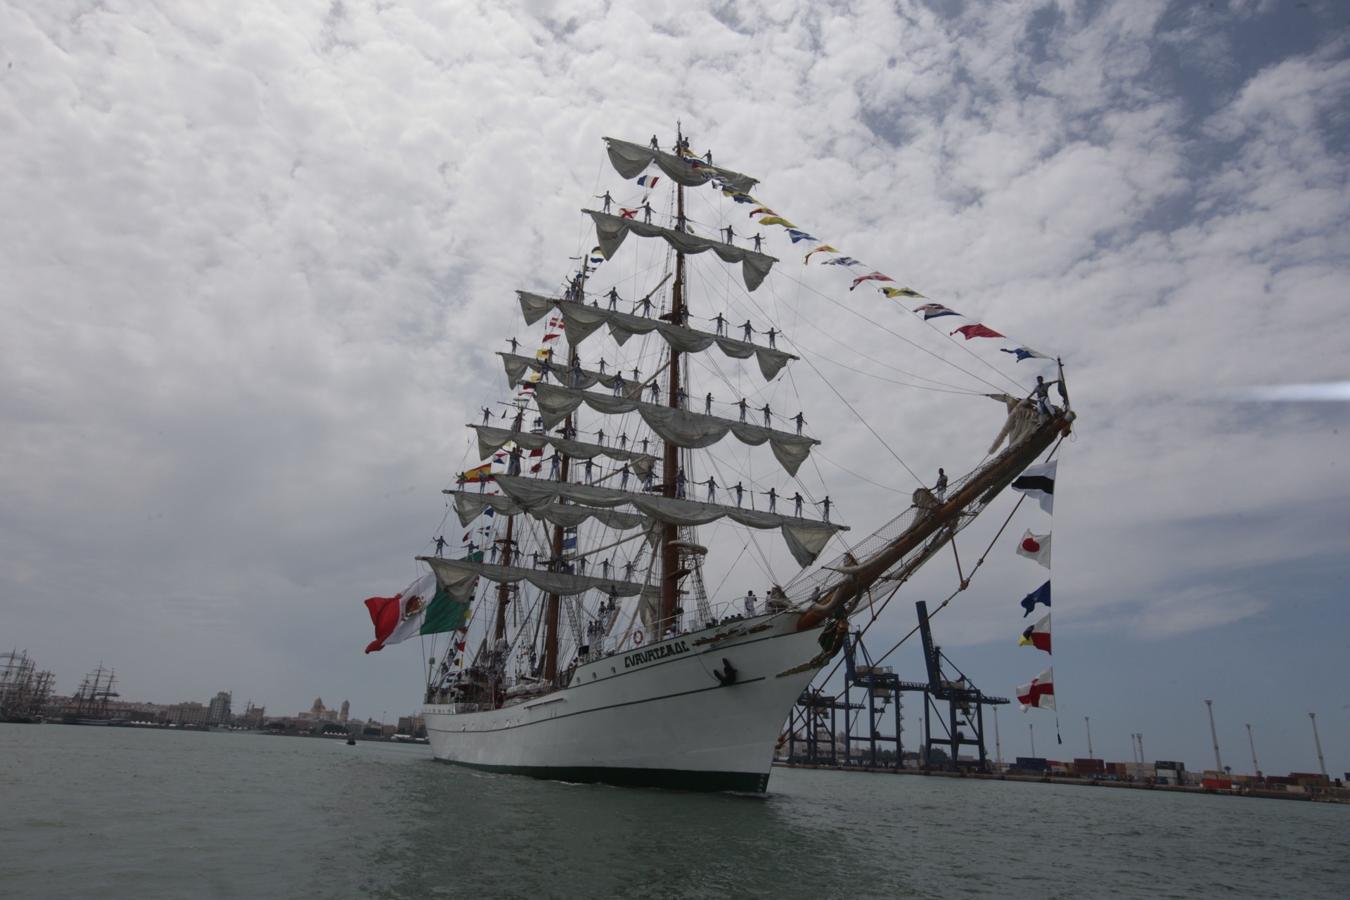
xmin=1016 ymin=530 xmax=1051 ymax=568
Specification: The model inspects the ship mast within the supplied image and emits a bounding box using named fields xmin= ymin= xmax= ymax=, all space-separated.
xmin=659 ymin=123 xmax=687 ymax=637
xmin=543 ymin=343 xmax=579 ymax=682
xmin=492 ymin=514 xmax=514 ymax=643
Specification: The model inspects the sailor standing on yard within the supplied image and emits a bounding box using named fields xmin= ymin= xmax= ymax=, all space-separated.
xmin=792 ymin=411 xmax=806 ymax=435
xmin=434 ymin=535 xmax=447 ymax=557
xmin=738 ymin=397 xmax=749 ymax=422
xmin=704 ymin=391 xmax=713 ymax=415
xmin=713 ymin=312 xmax=727 ymax=336
xmin=934 ymin=468 xmax=948 ymax=501
xmin=596 ymin=190 xmax=613 ymax=213
xmin=1033 ymin=375 xmax=1061 ymax=419
xmin=606 ymin=287 xmax=619 ymax=310
xmin=744 ymin=590 xmax=757 ymax=617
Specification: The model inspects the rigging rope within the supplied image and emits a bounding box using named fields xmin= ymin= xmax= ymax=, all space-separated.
xmin=776 ymin=268 xmax=1021 ymax=396
xmin=815 ymin=436 xmax=1065 ymax=690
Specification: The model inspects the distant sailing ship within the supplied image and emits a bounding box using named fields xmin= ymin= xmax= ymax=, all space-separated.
xmin=364 ymin=129 xmax=1075 ymax=792
xmin=62 ymin=663 xmax=121 ymax=725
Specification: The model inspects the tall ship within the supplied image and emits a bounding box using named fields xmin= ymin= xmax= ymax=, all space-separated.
xmin=363 ymin=128 xmax=1074 ymax=792
xmin=59 ymin=662 xmax=121 ymax=725
xmin=0 ymin=650 xmax=56 ymax=723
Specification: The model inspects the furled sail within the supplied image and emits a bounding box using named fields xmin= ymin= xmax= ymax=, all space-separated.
xmin=471 ymin=425 xmax=658 ymax=476
xmin=602 ymin=136 xmax=759 ymax=194
xmin=517 ymin=292 xmax=794 ymax=381
xmin=529 ymin=383 xmax=818 ymax=477
xmin=494 ymin=475 xmax=846 ymax=568
xmin=499 ymin=352 xmax=642 ymax=398
xmin=446 ymin=490 xmax=652 ymax=531
xmin=420 ymin=556 xmax=653 ymax=605
xmin=585 ymin=210 xmax=777 ymax=292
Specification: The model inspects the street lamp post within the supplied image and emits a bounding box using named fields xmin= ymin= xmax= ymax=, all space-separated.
xmin=993 ymin=706 xmax=1002 ymax=766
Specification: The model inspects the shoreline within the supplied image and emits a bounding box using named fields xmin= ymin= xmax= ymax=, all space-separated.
xmin=772 ymin=761 xmax=1350 ymax=804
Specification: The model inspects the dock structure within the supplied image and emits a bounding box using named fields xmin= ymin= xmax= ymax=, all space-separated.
xmin=908 ymin=600 xmax=1008 ymax=771
xmin=782 ymin=602 xmax=1008 ymax=772
xmin=842 ymin=631 xmax=905 ymax=769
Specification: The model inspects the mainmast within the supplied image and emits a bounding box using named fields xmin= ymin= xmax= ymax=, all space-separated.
xmin=492 ymin=514 xmax=514 ymax=643
xmin=659 ymin=123 xmax=687 ymax=637
xmin=544 ymin=344 xmax=579 ymax=682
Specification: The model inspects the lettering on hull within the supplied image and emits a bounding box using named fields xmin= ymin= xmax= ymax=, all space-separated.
xmin=623 ymin=640 xmax=691 ymax=669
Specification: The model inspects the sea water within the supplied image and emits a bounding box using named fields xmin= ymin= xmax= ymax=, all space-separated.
xmin=2 ymin=724 xmax=1344 ymax=899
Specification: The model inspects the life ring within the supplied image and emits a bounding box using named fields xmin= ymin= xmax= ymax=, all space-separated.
xmin=630 ymin=631 xmax=644 ymax=647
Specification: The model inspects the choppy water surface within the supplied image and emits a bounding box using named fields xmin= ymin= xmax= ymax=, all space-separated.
xmin=2 ymin=724 xmax=1344 ymax=898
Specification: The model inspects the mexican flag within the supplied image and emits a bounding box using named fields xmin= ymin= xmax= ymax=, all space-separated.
xmin=364 ymin=572 xmax=470 ymax=654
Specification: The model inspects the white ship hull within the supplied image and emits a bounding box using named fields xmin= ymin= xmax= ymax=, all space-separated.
xmin=424 ymin=613 xmax=828 ymax=792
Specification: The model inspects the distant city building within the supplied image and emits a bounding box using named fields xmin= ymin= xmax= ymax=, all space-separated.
xmin=167 ymin=701 xmax=208 ymax=725
xmin=299 ymin=697 xmax=339 ymax=722
xmin=396 ymin=715 xmax=427 ymax=738
xmin=236 ymin=702 xmax=265 ymax=728
xmin=339 ymin=700 xmax=350 ymax=723
xmin=208 ymin=690 xmax=232 ymax=725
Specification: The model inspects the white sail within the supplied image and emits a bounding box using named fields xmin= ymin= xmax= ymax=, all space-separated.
xmin=517 ymin=291 xmax=794 ymax=381
xmin=586 ymin=210 xmax=777 ymax=292
xmin=529 ymin=383 xmax=818 ymax=477
xmin=471 ymin=425 xmax=657 ymax=476
xmin=500 ymin=352 xmax=642 ymax=397
xmin=602 ymin=136 xmax=759 ymax=193
xmin=447 ymin=490 xmax=651 ymax=531
xmin=493 ymin=475 xmax=844 ymax=568
xmin=420 ymin=556 xmax=653 ymax=605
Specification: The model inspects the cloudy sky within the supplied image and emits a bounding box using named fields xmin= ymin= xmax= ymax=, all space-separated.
xmin=3 ymin=0 xmax=1348 ymax=775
